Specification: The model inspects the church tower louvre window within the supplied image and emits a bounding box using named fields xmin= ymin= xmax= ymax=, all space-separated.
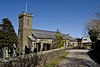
xmin=27 ymin=20 xmax=29 ymax=26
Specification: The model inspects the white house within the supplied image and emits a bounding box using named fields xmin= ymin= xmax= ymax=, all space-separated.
xmin=82 ymin=37 xmax=92 ymax=46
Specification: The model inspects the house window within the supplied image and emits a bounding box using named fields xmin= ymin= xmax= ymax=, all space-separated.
xmin=83 ymin=39 xmax=87 ymax=41
xmin=27 ymin=20 xmax=29 ymax=26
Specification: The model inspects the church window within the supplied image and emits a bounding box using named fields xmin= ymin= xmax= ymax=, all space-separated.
xmin=27 ymin=20 xmax=29 ymax=26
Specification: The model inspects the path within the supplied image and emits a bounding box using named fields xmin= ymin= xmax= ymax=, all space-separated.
xmin=58 ymin=49 xmax=100 ymax=67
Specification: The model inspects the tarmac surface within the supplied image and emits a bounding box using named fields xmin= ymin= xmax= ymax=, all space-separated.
xmin=58 ymin=49 xmax=100 ymax=67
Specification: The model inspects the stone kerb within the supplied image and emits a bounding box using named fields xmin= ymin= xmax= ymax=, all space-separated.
xmin=0 ymin=48 xmax=65 ymax=67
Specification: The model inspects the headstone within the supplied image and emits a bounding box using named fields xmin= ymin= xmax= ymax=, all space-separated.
xmin=5 ymin=47 xmax=8 ymax=58
xmin=13 ymin=49 xmax=16 ymax=57
xmin=3 ymin=47 xmax=5 ymax=59
xmin=0 ymin=48 xmax=3 ymax=58
xmin=3 ymin=47 xmax=8 ymax=59
xmin=13 ymin=44 xmax=16 ymax=57
xmin=98 ymin=33 xmax=100 ymax=40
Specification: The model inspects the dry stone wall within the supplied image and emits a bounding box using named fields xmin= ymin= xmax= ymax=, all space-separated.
xmin=0 ymin=48 xmax=65 ymax=67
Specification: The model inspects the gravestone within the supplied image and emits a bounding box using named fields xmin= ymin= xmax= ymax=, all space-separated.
xmin=0 ymin=48 xmax=3 ymax=58
xmin=3 ymin=47 xmax=8 ymax=59
xmin=5 ymin=48 xmax=8 ymax=58
xmin=97 ymin=33 xmax=100 ymax=40
xmin=13 ymin=44 xmax=16 ymax=57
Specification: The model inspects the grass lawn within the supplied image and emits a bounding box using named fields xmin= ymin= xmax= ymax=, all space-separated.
xmin=45 ymin=52 xmax=69 ymax=67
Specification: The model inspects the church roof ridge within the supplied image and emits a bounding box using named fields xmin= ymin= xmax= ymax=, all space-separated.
xmin=33 ymin=29 xmax=56 ymax=33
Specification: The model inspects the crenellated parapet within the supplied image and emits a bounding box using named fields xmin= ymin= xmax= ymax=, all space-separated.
xmin=18 ymin=12 xmax=33 ymax=18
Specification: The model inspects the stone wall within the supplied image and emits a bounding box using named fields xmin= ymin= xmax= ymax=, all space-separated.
xmin=0 ymin=48 xmax=65 ymax=67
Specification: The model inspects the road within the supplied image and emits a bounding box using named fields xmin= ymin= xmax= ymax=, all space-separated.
xmin=58 ymin=49 xmax=100 ymax=67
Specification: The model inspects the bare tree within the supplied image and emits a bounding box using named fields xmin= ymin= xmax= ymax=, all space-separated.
xmin=86 ymin=11 xmax=100 ymax=49
xmin=88 ymin=20 xmax=99 ymax=33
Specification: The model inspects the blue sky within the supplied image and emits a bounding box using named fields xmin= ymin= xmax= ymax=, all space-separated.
xmin=0 ymin=0 xmax=99 ymax=37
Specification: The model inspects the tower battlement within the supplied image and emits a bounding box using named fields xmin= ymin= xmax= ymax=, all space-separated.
xmin=18 ymin=12 xmax=32 ymax=18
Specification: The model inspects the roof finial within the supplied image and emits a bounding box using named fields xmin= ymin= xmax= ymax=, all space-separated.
xmin=25 ymin=2 xmax=27 ymax=13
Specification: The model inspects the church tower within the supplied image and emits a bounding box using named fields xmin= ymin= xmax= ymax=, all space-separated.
xmin=18 ymin=12 xmax=33 ymax=52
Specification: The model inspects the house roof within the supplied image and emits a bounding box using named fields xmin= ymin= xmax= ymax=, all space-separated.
xmin=32 ymin=29 xmax=77 ymax=42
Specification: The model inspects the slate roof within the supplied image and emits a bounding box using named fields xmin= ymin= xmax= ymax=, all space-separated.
xmin=32 ymin=29 xmax=77 ymax=42
xmin=32 ymin=29 xmax=56 ymax=39
xmin=64 ymin=34 xmax=77 ymax=42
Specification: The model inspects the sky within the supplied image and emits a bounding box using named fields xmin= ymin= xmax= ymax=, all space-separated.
xmin=0 ymin=0 xmax=100 ymax=37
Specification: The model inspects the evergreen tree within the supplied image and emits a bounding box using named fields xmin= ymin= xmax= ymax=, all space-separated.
xmin=0 ymin=24 xmax=7 ymax=47
xmin=3 ymin=18 xmax=18 ymax=45
xmin=0 ymin=18 xmax=18 ymax=47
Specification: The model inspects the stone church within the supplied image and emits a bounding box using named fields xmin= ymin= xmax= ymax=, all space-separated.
xmin=18 ymin=12 xmax=77 ymax=53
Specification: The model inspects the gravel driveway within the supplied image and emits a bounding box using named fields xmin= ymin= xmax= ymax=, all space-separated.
xmin=58 ymin=49 xmax=100 ymax=67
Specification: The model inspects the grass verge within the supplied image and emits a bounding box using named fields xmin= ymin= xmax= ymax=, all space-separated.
xmin=45 ymin=52 xmax=69 ymax=67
